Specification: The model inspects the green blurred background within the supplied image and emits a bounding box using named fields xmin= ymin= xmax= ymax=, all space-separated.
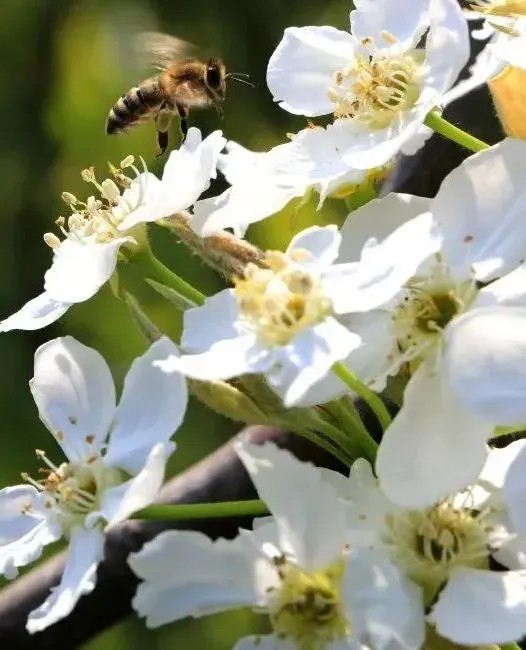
xmin=1 ymin=0 xmax=349 ymax=646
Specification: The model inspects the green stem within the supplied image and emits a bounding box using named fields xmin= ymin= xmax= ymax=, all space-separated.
xmin=332 ymin=361 xmax=391 ymax=432
xmin=133 ymin=499 xmax=268 ymax=521
xmin=424 ymin=111 xmax=490 ymax=153
xmin=286 ymin=422 xmax=355 ymax=468
xmin=326 ymin=399 xmax=377 ymax=462
xmin=500 ymin=643 xmax=522 ymax=650
xmin=131 ymin=246 xmax=205 ymax=307
xmin=344 ymin=183 xmax=377 ymax=213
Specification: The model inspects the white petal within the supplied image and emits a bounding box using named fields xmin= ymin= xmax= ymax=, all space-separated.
xmin=0 ymin=292 xmax=71 ymax=332
xmin=235 ymin=441 xmax=348 ymax=569
xmin=44 ymin=238 xmax=130 ymax=303
xmin=344 ymin=548 xmax=425 ymax=650
xmin=181 ymin=290 xmax=240 ymax=352
xmin=130 ymin=530 xmax=259 ymax=627
xmin=267 ymin=26 xmax=357 ymax=116
xmin=479 ymin=439 xmax=526 ymax=491
xmin=376 ymin=363 xmax=492 ymax=508
xmin=94 ymin=443 xmax=171 ymax=526
xmin=271 ymin=319 xmax=361 ymax=407
xmin=103 ymin=337 xmax=187 ymax=474
xmin=30 ymin=336 xmax=116 ymax=462
xmin=190 ymin=184 xmax=299 ymax=238
xmin=161 ymin=334 xmax=270 ymax=382
xmin=26 ymin=527 xmax=104 ymax=634
xmin=351 ymin=0 xmax=430 ymax=50
xmin=0 ymin=486 xmax=61 ymax=579
xmin=338 ymin=193 xmax=431 ymax=262
xmin=491 ymin=33 xmax=526 ymax=69
xmin=115 ymin=172 xmax=164 ymax=230
xmin=287 ymin=225 xmax=341 ymax=269
xmin=424 ymin=0 xmax=470 ymax=97
xmin=445 ymin=306 xmax=526 ymax=424
xmin=429 ymin=568 xmax=526 ymax=644
xmin=335 ymin=212 xmax=440 ymax=314
xmin=502 ymin=443 xmax=526 ymax=533
xmin=158 ymin=128 xmax=226 ymax=216
xmin=432 ymin=139 xmax=526 ymax=281
xmin=475 ymin=264 xmax=526 ymax=309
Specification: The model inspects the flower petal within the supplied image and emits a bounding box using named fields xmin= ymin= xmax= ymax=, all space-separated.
xmin=344 ymin=548 xmax=425 ymax=650
xmin=26 ymin=526 xmax=104 ymax=634
xmin=0 ymin=292 xmax=71 ymax=332
xmin=160 ymin=334 xmax=270 ymax=382
xmin=338 ymin=193 xmax=431 ymax=262
xmin=30 ymin=336 xmax=116 ymax=462
xmin=44 ymin=238 xmax=131 ymax=303
xmin=432 ymin=138 xmax=526 ymax=281
xmin=267 ymin=26 xmax=357 ymax=116
xmin=269 ymin=319 xmax=361 ymax=407
xmin=103 ymin=337 xmax=187 ymax=474
xmin=287 ymin=225 xmax=341 ymax=269
xmin=445 ymin=306 xmax=526 ymax=425
xmin=235 ymin=441 xmax=348 ymax=569
xmin=335 ymin=211 xmax=440 ymax=314
xmin=94 ymin=442 xmax=172 ymax=526
xmin=130 ymin=530 xmax=259 ymax=627
xmin=502 ymin=442 xmax=526 ymax=534
xmin=376 ymin=362 xmax=492 ymax=508
xmin=0 ymin=486 xmax=61 ymax=579
xmin=159 ymin=128 xmax=226 ymax=215
xmin=429 ymin=568 xmax=526 ymax=645
xmin=181 ymin=290 xmax=240 ymax=351
xmin=474 ymin=264 xmax=526 ymax=309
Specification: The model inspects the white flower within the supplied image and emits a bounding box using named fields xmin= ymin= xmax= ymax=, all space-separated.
xmin=333 ymin=444 xmax=526 ymax=646
xmin=190 ymin=125 xmax=370 ymax=238
xmin=336 ymin=138 xmax=526 ymax=507
xmin=130 ymin=441 xmax=425 ymax=650
xmin=0 ymin=128 xmax=225 ymax=332
xmin=155 ymin=225 xmax=365 ymax=407
xmin=266 ymin=0 xmax=470 ymax=169
xmin=0 ymin=335 xmax=187 ymax=633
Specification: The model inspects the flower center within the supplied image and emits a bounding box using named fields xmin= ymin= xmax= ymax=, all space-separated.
xmin=44 ymin=155 xmax=145 ymax=249
xmin=385 ymin=496 xmax=492 ymax=605
xmin=392 ymin=261 xmax=476 ymax=365
xmin=22 ymin=449 xmax=122 ymax=528
xmin=234 ymin=250 xmax=333 ymax=346
xmin=268 ymin=557 xmax=349 ymax=650
xmin=327 ymin=47 xmax=423 ymax=130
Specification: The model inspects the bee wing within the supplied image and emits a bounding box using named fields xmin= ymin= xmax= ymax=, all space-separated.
xmin=135 ymin=31 xmax=200 ymax=70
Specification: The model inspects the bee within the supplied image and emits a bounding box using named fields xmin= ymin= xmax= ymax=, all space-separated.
xmin=106 ymin=32 xmax=252 ymax=155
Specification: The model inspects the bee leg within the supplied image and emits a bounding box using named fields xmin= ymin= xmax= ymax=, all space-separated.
xmin=214 ymin=102 xmax=224 ymax=120
xmin=176 ymin=103 xmax=189 ymax=142
xmin=156 ymin=104 xmax=174 ymax=157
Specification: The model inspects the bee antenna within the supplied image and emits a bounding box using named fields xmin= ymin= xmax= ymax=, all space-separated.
xmin=226 ymin=72 xmax=255 ymax=87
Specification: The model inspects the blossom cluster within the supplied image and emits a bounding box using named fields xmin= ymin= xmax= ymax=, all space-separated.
xmin=2 ymin=0 xmax=526 ymax=648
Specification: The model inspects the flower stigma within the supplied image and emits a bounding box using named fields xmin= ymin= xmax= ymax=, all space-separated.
xmin=44 ymin=155 xmax=148 ymax=248
xmin=234 ymin=250 xmax=333 ymax=346
xmin=267 ymin=555 xmax=349 ymax=650
xmin=385 ymin=494 xmax=494 ymax=605
xmin=327 ymin=37 xmax=423 ymax=130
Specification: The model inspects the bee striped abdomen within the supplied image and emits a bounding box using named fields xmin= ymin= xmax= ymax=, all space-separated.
xmin=106 ymin=79 xmax=162 ymax=134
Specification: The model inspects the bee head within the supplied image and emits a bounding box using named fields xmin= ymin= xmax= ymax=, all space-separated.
xmin=205 ymin=58 xmax=226 ymax=99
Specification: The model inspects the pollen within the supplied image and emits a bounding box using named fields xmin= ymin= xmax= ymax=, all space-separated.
xmin=268 ymin=558 xmax=349 ymax=650
xmin=385 ymin=495 xmax=493 ymax=605
xmin=326 ymin=49 xmax=423 ymax=130
xmin=234 ymin=250 xmax=333 ymax=346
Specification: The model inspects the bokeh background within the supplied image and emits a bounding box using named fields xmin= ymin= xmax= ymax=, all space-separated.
xmin=0 ymin=0 xmax=350 ymax=647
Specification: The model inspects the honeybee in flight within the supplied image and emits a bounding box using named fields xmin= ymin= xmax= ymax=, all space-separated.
xmin=106 ymin=32 xmax=252 ymax=155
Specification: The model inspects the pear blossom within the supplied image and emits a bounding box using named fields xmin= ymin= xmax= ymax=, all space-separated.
xmin=0 ymin=335 xmax=187 ymax=633
xmin=190 ymin=125 xmax=374 ymax=238
xmin=130 ymin=441 xmax=425 ymax=650
xmin=266 ymin=0 xmax=470 ymax=170
xmin=155 ymin=225 xmax=364 ymax=407
xmin=335 ymin=138 xmax=526 ymax=507
xmin=0 ymin=128 xmax=225 ymax=332
xmin=329 ymin=443 xmax=526 ymax=646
